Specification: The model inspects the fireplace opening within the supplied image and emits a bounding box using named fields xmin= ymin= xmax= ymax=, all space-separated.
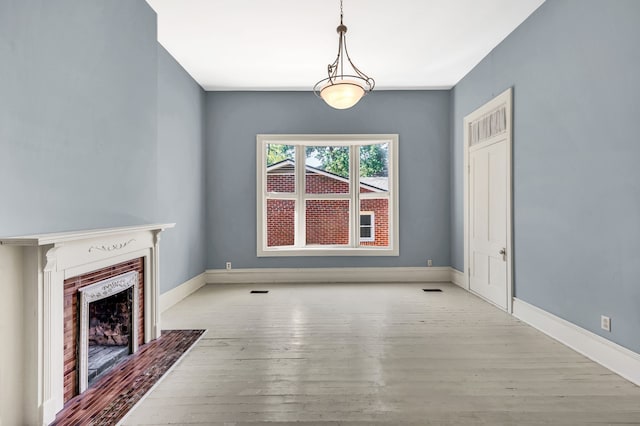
xmin=78 ymin=270 xmax=139 ymax=393
xmin=87 ymin=287 xmax=133 ymax=386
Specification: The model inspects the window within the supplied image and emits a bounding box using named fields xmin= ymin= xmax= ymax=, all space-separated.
xmin=257 ymin=134 xmax=398 ymax=256
xmin=359 ymin=212 xmax=374 ymax=242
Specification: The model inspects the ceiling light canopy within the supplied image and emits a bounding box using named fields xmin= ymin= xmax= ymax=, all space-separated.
xmin=313 ymin=0 xmax=375 ymax=110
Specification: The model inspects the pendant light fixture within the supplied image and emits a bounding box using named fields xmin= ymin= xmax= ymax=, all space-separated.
xmin=313 ymin=0 xmax=375 ymax=110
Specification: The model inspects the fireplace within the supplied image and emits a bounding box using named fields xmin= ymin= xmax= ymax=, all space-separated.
xmin=0 ymin=223 xmax=174 ymax=425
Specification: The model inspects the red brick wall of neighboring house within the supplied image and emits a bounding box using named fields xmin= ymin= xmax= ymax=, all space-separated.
xmin=305 ymin=174 xmax=350 ymax=194
xmin=266 ymin=173 xmax=295 ymax=193
xmin=266 ymin=172 xmax=389 ymax=247
xmin=267 ymin=198 xmax=295 ymax=247
xmin=306 ymin=199 xmax=350 ymax=245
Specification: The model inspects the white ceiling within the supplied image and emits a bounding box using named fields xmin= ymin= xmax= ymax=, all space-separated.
xmin=146 ymin=0 xmax=545 ymax=91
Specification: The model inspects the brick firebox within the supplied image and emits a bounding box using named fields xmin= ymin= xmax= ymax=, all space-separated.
xmin=63 ymin=258 xmax=145 ymax=402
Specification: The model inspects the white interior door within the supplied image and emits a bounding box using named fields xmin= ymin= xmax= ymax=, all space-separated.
xmin=469 ymin=139 xmax=508 ymax=309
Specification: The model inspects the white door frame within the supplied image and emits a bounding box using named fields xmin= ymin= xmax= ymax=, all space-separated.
xmin=463 ymin=87 xmax=514 ymax=313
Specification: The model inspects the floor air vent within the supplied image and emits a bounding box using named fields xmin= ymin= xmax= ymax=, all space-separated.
xmin=422 ymin=289 xmax=442 ymax=292
xmin=250 ymin=290 xmax=269 ymax=294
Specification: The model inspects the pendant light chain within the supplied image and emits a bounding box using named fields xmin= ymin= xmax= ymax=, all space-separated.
xmin=340 ymin=0 xmax=344 ymax=78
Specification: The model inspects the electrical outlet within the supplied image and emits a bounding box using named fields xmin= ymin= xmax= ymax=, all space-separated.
xmin=427 ymin=259 xmax=433 ymax=267
xmin=225 ymin=262 xmax=232 ymax=270
xmin=601 ymin=315 xmax=611 ymax=332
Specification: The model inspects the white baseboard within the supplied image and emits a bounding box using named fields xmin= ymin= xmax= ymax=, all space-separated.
xmin=159 ymin=272 xmax=206 ymax=313
xmin=450 ymin=268 xmax=466 ymax=289
xmin=513 ymin=298 xmax=640 ymax=386
xmin=206 ymin=266 xmax=452 ymax=285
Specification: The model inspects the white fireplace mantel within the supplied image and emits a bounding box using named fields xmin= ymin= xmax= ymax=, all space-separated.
xmin=0 ymin=223 xmax=174 ymax=426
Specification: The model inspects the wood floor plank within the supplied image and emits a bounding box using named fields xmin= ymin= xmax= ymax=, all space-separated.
xmin=123 ymin=283 xmax=640 ymax=425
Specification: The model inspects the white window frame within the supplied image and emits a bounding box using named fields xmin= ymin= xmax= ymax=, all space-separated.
xmin=257 ymin=134 xmax=399 ymax=257
xmin=359 ymin=211 xmax=375 ymax=242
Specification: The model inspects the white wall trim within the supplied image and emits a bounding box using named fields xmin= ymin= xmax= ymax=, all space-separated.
xmin=206 ymin=267 xmax=452 ymax=285
xmin=450 ymin=268 xmax=465 ymax=289
xmin=513 ymin=298 xmax=640 ymax=387
xmin=160 ymin=272 xmax=206 ymax=313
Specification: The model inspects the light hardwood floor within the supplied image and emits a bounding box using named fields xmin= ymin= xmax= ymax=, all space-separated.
xmin=123 ymin=282 xmax=640 ymax=425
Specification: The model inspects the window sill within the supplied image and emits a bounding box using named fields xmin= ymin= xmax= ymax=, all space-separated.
xmin=257 ymin=247 xmax=399 ymax=257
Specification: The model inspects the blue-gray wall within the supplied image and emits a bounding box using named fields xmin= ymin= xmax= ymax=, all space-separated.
xmin=0 ymin=1 xmax=158 ymax=233
xmin=4 ymin=0 xmax=637 ymax=355
xmin=0 ymin=1 xmax=206 ymax=294
xmin=451 ymin=0 xmax=640 ymax=352
xmin=157 ymin=46 xmax=207 ymax=292
xmin=206 ymin=91 xmax=450 ymax=269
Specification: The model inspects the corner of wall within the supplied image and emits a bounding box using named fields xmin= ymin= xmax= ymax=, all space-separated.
xmin=160 ymin=272 xmax=207 ymax=313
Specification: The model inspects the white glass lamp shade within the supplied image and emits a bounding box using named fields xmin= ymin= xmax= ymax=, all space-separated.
xmin=320 ymin=80 xmax=366 ymax=109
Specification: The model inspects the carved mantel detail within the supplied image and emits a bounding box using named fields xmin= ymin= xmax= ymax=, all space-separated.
xmin=88 ymin=239 xmax=135 ymax=253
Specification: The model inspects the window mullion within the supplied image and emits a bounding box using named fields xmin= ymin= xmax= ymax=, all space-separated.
xmin=351 ymin=145 xmax=359 ymax=248
xmin=259 ymin=141 xmax=266 ymax=251
xmin=267 ymin=193 xmax=298 ymax=200
xmin=301 ymin=193 xmax=351 ymax=200
xmin=359 ymin=192 xmax=390 ymax=200
xmin=296 ymin=144 xmax=306 ymax=248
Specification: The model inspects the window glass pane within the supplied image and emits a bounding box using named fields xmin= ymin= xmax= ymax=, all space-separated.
xmin=266 ymin=144 xmax=295 ymax=193
xmin=360 ymin=200 xmax=388 ymax=247
xmin=359 ymin=212 xmax=374 ymax=242
xmin=305 ymin=200 xmax=350 ymax=245
xmin=359 ymin=143 xmax=389 ymax=194
xmin=266 ymin=199 xmax=295 ymax=247
xmin=305 ymin=146 xmax=350 ymax=194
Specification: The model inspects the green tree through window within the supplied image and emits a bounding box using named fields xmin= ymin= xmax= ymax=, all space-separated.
xmin=266 ymin=144 xmax=294 ymax=166
xmin=308 ymin=144 xmax=387 ymax=178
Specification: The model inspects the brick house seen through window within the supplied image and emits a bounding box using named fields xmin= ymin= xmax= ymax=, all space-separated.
xmin=266 ymin=160 xmax=389 ymax=248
